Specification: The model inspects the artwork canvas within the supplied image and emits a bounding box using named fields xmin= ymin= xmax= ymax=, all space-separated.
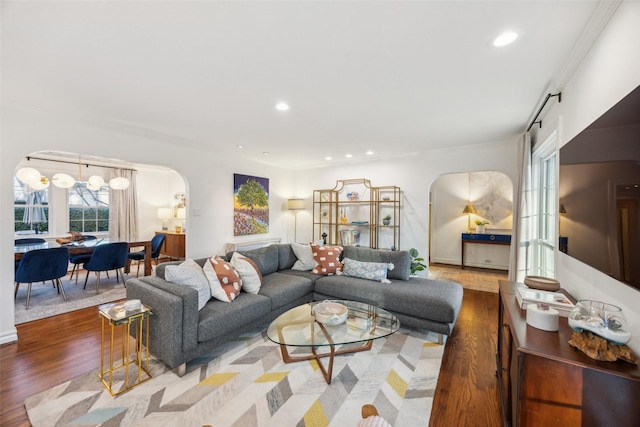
xmin=234 ymin=174 xmax=269 ymax=236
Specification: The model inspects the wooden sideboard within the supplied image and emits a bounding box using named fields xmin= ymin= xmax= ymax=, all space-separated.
xmin=155 ymin=231 xmax=185 ymax=261
xmin=497 ymin=280 xmax=640 ymax=426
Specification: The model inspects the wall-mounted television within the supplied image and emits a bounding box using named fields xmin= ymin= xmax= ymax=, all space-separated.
xmin=559 ymin=85 xmax=640 ymax=291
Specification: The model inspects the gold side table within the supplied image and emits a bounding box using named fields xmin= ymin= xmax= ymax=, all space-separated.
xmin=98 ymin=302 xmax=153 ymax=396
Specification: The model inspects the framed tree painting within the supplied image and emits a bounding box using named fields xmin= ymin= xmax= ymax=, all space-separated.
xmin=233 ymin=174 xmax=269 ymax=236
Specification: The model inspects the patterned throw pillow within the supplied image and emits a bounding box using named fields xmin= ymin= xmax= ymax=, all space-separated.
xmin=165 ymin=259 xmax=212 ymax=310
xmin=230 ymin=251 xmax=263 ymax=294
xmin=342 ymin=257 xmax=393 ymax=283
xmin=290 ymin=242 xmax=317 ymax=271
xmin=203 ymin=256 xmax=242 ymax=302
xmin=310 ymin=244 xmax=343 ymax=275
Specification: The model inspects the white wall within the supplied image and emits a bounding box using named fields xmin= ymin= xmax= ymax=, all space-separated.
xmin=0 ymin=107 xmax=295 ymax=344
xmin=535 ymin=1 xmax=640 ymax=352
xmin=289 ymin=140 xmax=519 ymax=272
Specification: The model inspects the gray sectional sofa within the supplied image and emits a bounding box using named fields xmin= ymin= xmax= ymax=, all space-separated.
xmin=126 ymin=244 xmax=463 ymax=376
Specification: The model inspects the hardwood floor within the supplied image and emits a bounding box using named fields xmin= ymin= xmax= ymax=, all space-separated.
xmin=0 ymin=265 xmax=505 ymax=426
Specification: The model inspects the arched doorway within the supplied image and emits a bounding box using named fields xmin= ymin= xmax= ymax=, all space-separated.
xmin=429 ymin=171 xmax=513 ymax=271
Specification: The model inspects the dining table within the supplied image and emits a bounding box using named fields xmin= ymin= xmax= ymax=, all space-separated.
xmin=14 ymin=238 xmax=153 ymax=276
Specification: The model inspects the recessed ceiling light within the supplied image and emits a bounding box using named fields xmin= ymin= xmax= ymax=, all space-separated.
xmin=325 ymin=156 xmax=332 ymax=161
xmin=345 ymin=154 xmax=353 ymax=158
xmin=493 ymin=31 xmax=518 ymax=47
xmin=262 ymin=152 xmax=270 ymax=156
xmin=236 ymin=145 xmax=244 ymax=149
xmin=366 ymin=151 xmax=374 ymax=156
xmin=275 ymin=102 xmax=290 ymax=111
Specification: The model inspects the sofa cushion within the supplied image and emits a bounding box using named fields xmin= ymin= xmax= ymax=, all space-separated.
xmin=290 ymin=242 xmax=317 ymax=271
xmin=258 ymin=272 xmax=314 ymax=310
xmin=230 ymin=251 xmax=263 ymax=294
xmin=314 ymin=276 xmax=463 ymax=324
xmin=226 ymin=245 xmax=279 ymax=276
xmin=197 ymin=293 xmax=271 ymax=343
xmin=311 ymin=244 xmax=343 ymax=275
xmin=342 ymin=257 xmax=390 ymax=282
xmin=164 ymin=259 xmax=211 ymax=310
xmin=275 ymin=244 xmax=297 ymax=270
xmin=202 ymin=256 xmax=242 ymax=302
xmin=342 ymin=246 xmax=411 ymax=280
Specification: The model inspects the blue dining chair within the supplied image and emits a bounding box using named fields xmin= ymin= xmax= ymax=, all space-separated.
xmin=15 ymin=238 xmax=47 ymax=245
xmin=15 ymin=238 xmax=47 ymax=271
xmin=127 ymin=234 xmax=165 ymax=276
xmin=15 ymin=247 xmax=70 ymax=310
xmin=83 ymin=242 xmax=129 ymax=293
xmin=68 ymin=235 xmax=98 ymax=284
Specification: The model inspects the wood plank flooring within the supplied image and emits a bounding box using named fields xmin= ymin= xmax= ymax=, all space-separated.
xmin=0 ymin=265 xmax=504 ymax=426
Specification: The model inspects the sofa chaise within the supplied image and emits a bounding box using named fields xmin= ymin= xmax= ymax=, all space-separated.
xmin=126 ymin=244 xmax=463 ymax=376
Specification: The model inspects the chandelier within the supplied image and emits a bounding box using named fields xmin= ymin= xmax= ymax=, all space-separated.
xmin=15 ymin=155 xmax=130 ymax=191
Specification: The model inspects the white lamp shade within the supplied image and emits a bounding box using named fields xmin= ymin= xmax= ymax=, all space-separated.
xmin=157 ymin=208 xmax=173 ymax=219
xmin=87 ymin=175 xmax=105 ymax=188
xmin=16 ymin=167 xmax=42 ymax=185
xmin=109 ymin=176 xmax=130 ymax=190
xmin=30 ymin=176 xmax=50 ymax=190
xmin=287 ymin=199 xmax=305 ymax=210
xmin=176 ymin=207 xmax=186 ymax=219
xmin=52 ymin=173 xmax=75 ymax=188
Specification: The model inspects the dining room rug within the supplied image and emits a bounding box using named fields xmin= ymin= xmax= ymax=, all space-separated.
xmin=14 ymin=272 xmax=130 ymax=324
xmin=24 ymin=325 xmax=445 ymax=427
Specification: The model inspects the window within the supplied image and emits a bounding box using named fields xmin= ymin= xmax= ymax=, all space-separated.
xmin=14 ymin=177 xmax=49 ymax=235
xmin=531 ymin=132 xmax=558 ymax=277
xmin=68 ymin=183 xmax=109 ymax=233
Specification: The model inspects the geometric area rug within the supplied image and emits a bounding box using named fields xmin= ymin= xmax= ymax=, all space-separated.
xmin=24 ymin=325 xmax=445 ymax=427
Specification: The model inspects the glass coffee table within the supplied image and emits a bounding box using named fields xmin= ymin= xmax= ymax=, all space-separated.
xmin=267 ymin=300 xmax=400 ymax=384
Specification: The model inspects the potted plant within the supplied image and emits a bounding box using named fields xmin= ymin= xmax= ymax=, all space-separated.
xmin=475 ymin=219 xmax=489 ymax=233
xmin=409 ymin=248 xmax=427 ymax=276
xmin=382 ymin=214 xmax=392 ymax=225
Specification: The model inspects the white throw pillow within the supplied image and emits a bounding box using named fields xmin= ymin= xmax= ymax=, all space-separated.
xmin=202 ymin=256 xmax=242 ymax=303
xmin=291 ymin=242 xmax=317 ymax=271
xmin=230 ymin=252 xmax=262 ymax=294
xmin=165 ymin=259 xmax=211 ymax=310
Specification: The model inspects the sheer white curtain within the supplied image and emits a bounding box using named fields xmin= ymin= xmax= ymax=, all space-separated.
xmin=109 ymin=169 xmax=139 ymax=242
xmin=509 ymin=133 xmax=533 ymax=281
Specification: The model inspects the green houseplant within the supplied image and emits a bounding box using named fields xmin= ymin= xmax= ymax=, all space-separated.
xmin=382 ymin=214 xmax=392 ymax=225
xmin=474 ymin=219 xmax=489 ymax=233
xmin=409 ymin=248 xmax=427 ymax=276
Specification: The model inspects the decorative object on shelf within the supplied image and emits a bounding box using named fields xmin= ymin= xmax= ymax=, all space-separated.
xmin=382 ymin=214 xmax=391 ymax=226
xmin=233 ymin=174 xmax=269 ymax=236
xmin=568 ymin=300 xmax=631 ymax=345
xmin=346 ymin=191 xmax=359 ymax=201
xmin=340 ymin=207 xmax=348 ymax=224
xmin=409 ymin=248 xmax=427 ymax=276
xmin=524 ymin=275 xmax=560 ymax=291
xmin=313 ymin=301 xmax=348 ymax=325
xmin=568 ymin=330 xmax=638 ymax=364
xmin=382 ymin=195 xmax=391 ymax=201
xmin=474 ymin=219 xmax=489 ymax=234
xmin=526 ymin=303 xmax=559 ymax=331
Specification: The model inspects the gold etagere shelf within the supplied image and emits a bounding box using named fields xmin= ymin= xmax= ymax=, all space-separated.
xmin=313 ymin=179 xmax=400 ymax=250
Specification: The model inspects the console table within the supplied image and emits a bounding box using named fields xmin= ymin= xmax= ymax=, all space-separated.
xmin=497 ymin=280 xmax=640 ymax=426
xmin=461 ymin=233 xmax=511 ymax=269
xmin=155 ymin=231 xmax=185 ymax=260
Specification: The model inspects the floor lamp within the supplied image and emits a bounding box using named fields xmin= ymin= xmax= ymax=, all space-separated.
xmin=287 ymin=199 xmax=305 ymax=242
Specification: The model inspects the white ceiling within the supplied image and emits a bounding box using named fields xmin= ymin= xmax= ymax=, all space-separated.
xmin=2 ymin=1 xmax=607 ymax=170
